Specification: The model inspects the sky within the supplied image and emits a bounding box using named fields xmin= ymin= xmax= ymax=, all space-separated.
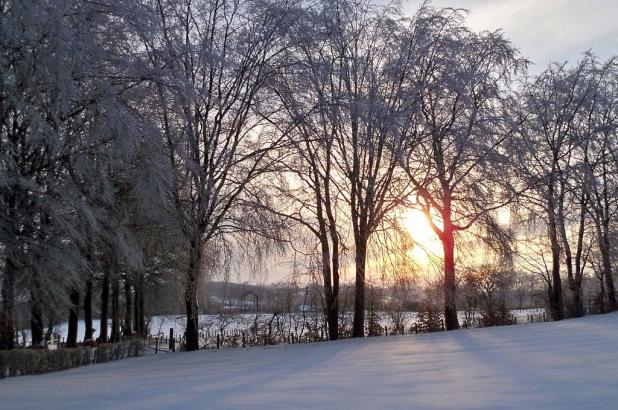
xmin=404 ymin=0 xmax=618 ymax=72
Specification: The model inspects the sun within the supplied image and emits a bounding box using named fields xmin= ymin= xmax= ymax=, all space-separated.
xmin=402 ymin=208 xmax=443 ymax=266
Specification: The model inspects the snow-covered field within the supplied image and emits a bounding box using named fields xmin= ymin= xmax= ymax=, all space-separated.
xmin=3 ymin=312 xmax=617 ymax=409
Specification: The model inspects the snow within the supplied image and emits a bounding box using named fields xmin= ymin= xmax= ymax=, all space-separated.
xmin=2 ymin=312 xmax=618 ymax=409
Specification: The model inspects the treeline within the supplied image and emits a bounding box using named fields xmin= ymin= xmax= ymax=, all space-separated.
xmin=1 ymin=0 xmax=617 ymax=351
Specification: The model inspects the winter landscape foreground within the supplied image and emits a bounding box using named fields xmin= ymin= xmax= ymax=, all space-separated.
xmin=2 ymin=313 xmax=617 ymax=409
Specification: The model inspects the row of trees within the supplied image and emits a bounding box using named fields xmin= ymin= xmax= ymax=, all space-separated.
xmin=1 ymin=0 xmax=617 ymax=351
xmin=516 ymin=55 xmax=618 ymax=319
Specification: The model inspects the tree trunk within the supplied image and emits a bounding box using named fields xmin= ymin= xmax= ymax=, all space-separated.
xmin=110 ymin=277 xmax=120 ymax=342
xmin=30 ymin=290 xmax=44 ymax=347
xmin=326 ymin=297 xmax=338 ymax=341
xmin=549 ymin=235 xmax=564 ymax=320
xmin=352 ymin=233 xmax=368 ymax=338
xmin=442 ymin=227 xmax=460 ymax=330
xmin=185 ymin=241 xmax=201 ymax=351
xmin=322 ymin=261 xmax=338 ymax=341
xmin=123 ymin=276 xmax=132 ymax=336
xmin=0 ymin=265 xmax=15 ymax=350
xmin=319 ymin=231 xmax=339 ymax=341
xmin=0 ymin=194 xmax=17 ymax=350
xmin=138 ymin=274 xmax=145 ymax=336
xmin=133 ymin=277 xmax=141 ymax=336
xmin=558 ymin=217 xmax=576 ymax=318
xmin=560 ymin=230 xmax=584 ymax=318
xmin=568 ymin=193 xmax=587 ymax=318
xmin=44 ymin=320 xmax=55 ymax=344
xmin=599 ymin=158 xmax=617 ymax=311
xmin=599 ymin=231 xmax=616 ymax=312
xmin=596 ymin=273 xmax=606 ymax=313
xmin=66 ymin=290 xmax=80 ymax=347
xmin=30 ymin=263 xmax=44 ymax=347
xmin=569 ymin=281 xmax=584 ymax=318
xmin=329 ymin=213 xmax=340 ymax=340
xmin=99 ymin=271 xmax=109 ymax=342
xmin=328 ymin=242 xmax=340 ymax=341
xmin=547 ymin=194 xmax=564 ymax=321
xmin=84 ymin=279 xmax=93 ymax=341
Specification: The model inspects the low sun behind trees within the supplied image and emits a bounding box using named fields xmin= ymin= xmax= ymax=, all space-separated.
xmin=1 ymin=0 xmax=618 ymax=351
xmin=394 ymin=6 xmax=526 ymax=330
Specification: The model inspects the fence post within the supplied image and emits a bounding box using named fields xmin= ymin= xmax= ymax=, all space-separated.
xmin=385 ymin=326 xmax=388 ymax=336
xmin=414 ymin=323 xmax=418 ymax=334
xmin=169 ymin=328 xmax=175 ymax=352
xmin=155 ymin=336 xmax=159 ymax=354
xmin=242 ymin=331 xmax=246 ymax=348
xmin=441 ymin=320 xmax=445 ymax=331
xmin=216 ymin=333 xmax=220 ymax=349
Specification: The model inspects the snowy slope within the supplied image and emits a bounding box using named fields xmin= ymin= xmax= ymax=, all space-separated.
xmin=2 ymin=313 xmax=618 ymax=410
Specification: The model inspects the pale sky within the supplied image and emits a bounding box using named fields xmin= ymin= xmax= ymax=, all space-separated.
xmin=404 ymin=0 xmax=618 ymax=72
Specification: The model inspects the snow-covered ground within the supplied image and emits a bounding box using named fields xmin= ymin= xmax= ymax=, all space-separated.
xmin=3 ymin=312 xmax=617 ymax=409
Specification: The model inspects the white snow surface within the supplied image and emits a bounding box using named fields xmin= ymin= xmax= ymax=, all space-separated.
xmin=2 ymin=312 xmax=618 ymax=409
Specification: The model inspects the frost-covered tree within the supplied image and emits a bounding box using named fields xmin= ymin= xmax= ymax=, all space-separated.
xmin=515 ymin=54 xmax=617 ymax=319
xmin=396 ymin=6 xmax=524 ymax=330
xmin=577 ymin=56 xmax=618 ymax=313
xmin=297 ymin=0 xmax=420 ymax=337
xmin=0 ymin=0 xmax=163 ymax=348
xmin=266 ymin=9 xmax=346 ymax=339
xmin=131 ymin=0 xmax=297 ymax=350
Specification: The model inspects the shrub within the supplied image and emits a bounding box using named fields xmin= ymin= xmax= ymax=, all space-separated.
xmin=0 ymin=339 xmax=144 ymax=379
xmin=366 ymin=310 xmax=383 ymax=336
xmin=480 ymin=302 xmax=513 ymax=327
xmin=415 ymin=299 xmax=443 ymax=332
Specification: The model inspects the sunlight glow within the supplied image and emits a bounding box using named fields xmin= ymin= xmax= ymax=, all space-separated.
xmin=402 ymin=209 xmax=443 ymax=267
